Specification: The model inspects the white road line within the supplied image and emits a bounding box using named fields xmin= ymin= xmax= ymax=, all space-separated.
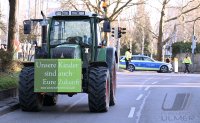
xmin=128 ymin=107 xmax=136 ymax=118
xmin=117 ymin=84 xmax=200 ymax=88
xmin=64 ymin=95 xmax=86 ymax=112
xmin=144 ymin=86 xmax=151 ymax=91
xmin=136 ymin=91 xmax=151 ymax=123
xmin=136 ymin=94 xmax=143 ymax=101
xmin=151 ymin=81 xmax=158 ymax=84
xmin=162 ymin=77 xmax=170 ymax=80
xmin=139 ymin=77 xmax=154 ymax=90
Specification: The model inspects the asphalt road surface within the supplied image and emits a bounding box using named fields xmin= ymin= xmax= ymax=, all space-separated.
xmin=0 ymin=71 xmax=199 ymax=123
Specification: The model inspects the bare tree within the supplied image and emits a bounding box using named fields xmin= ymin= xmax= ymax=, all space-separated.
xmin=156 ymin=0 xmax=200 ymax=61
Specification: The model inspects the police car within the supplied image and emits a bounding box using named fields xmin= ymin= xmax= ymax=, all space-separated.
xmin=120 ymin=55 xmax=173 ymax=73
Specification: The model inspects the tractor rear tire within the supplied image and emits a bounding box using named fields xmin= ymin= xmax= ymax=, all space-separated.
xmin=18 ymin=67 xmax=43 ymax=112
xmin=43 ymin=95 xmax=58 ymax=106
xmin=88 ymin=66 xmax=110 ymax=112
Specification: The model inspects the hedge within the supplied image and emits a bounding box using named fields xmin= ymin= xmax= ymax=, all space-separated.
xmin=0 ymin=72 xmax=19 ymax=91
xmin=172 ymin=42 xmax=200 ymax=57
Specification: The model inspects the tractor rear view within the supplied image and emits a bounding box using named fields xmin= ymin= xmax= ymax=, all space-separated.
xmin=18 ymin=11 xmax=118 ymax=112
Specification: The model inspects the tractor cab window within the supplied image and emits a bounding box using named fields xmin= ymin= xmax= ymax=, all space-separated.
xmin=50 ymin=19 xmax=91 ymax=46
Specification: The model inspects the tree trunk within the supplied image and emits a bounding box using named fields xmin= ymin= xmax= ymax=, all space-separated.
xmin=157 ymin=0 xmax=167 ymax=61
xmin=7 ymin=0 xmax=18 ymax=54
xmin=157 ymin=11 xmax=164 ymax=61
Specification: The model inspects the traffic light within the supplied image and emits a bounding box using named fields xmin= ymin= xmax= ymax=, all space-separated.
xmin=118 ymin=27 xmax=121 ymax=38
xmin=111 ymin=27 xmax=126 ymax=39
xmin=121 ymin=28 xmax=126 ymax=34
xmin=111 ymin=28 xmax=115 ymax=37
xmin=111 ymin=27 xmax=118 ymax=39
xmin=117 ymin=27 xmax=126 ymax=38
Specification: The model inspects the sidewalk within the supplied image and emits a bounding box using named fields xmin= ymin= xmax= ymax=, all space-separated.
xmin=0 ymin=97 xmax=19 ymax=116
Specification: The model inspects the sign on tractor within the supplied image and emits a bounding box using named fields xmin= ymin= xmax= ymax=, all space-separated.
xmin=34 ymin=59 xmax=82 ymax=92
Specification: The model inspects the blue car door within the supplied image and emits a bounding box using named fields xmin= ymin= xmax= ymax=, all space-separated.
xmin=132 ymin=56 xmax=146 ymax=70
xmin=143 ymin=57 xmax=160 ymax=70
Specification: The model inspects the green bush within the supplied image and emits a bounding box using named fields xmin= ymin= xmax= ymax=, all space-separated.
xmin=0 ymin=72 xmax=18 ymax=91
xmin=172 ymin=42 xmax=200 ymax=57
xmin=0 ymin=49 xmax=13 ymax=72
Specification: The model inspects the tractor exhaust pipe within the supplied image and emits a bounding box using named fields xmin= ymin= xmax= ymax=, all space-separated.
xmin=41 ymin=11 xmax=47 ymax=44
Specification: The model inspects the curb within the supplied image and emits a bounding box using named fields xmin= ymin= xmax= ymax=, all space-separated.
xmin=0 ymin=102 xmax=20 ymax=116
xmin=0 ymin=88 xmax=20 ymax=116
xmin=0 ymin=88 xmax=18 ymax=101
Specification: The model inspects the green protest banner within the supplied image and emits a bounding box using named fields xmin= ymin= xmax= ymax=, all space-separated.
xmin=34 ymin=59 xmax=82 ymax=92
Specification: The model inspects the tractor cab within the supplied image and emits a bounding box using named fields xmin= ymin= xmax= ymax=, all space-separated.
xmin=47 ymin=11 xmax=107 ymax=61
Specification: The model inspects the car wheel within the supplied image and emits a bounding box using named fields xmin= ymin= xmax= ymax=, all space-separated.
xmin=128 ymin=64 xmax=135 ymax=72
xmin=160 ymin=65 xmax=169 ymax=73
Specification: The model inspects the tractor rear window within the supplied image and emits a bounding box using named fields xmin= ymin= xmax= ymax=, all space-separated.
xmin=50 ymin=19 xmax=91 ymax=46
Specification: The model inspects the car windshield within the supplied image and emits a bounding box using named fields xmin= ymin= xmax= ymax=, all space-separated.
xmin=50 ymin=19 xmax=91 ymax=46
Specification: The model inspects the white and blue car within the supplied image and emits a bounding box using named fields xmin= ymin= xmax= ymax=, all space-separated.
xmin=120 ymin=55 xmax=173 ymax=73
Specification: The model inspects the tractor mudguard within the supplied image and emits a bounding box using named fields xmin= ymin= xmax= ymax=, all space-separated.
xmin=97 ymin=48 xmax=107 ymax=62
xmin=90 ymin=48 xmax=108 ymax=68
xmin=106 ymin=47 xmax=117 ymax=69
xmin=97 ymin=47 xmax=118 ymax=65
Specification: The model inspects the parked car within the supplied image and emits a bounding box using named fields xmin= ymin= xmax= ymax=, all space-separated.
xmin=119 ymin=55 xmax=173 ymax=73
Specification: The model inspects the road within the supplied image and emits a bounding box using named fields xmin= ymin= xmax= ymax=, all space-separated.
xmin=0 ymin=71 xmax=200 ymax=123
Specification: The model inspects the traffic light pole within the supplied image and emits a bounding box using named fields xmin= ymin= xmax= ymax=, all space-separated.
xmin=191 ymin=18 xmax=199 ymax=73
xmin=116 ymin=38 xmax=120 ymax=69
xmin=116 ymin=16 xmax=121 ymax=69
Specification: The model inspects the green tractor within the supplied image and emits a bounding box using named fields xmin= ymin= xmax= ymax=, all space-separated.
xmin=19 ymin=11 xmax=118 ymax=112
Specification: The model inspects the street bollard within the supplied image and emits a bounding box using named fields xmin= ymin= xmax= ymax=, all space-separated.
xmin=174 ymin=58 xmax=178 ymax=73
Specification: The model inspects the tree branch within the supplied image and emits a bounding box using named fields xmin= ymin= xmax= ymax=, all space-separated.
xmin=112 ymin=0 xmax=121 ymax=15
xmin=182 ymin=0 xmax=194 ymax=10
xmin=162 ymin=25 xmax=177 ymax=45
xmin=85 ymin=0 xmax=104 ymax=14
xmin=165 ymin=2 xmax=200 ymax=23
xmin=185 ymin=16 xmax=200 ymax=23
xmin=117 ymin=18 xmax=158 ymax=38
xmin=109 ymin=1 xmax=145 ymax=21
xmin=69 ymin=1 xmax=78 ymax=10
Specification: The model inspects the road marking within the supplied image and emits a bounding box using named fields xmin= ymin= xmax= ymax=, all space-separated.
xmin=128 ymin=107 xmax=136 ymax=118
xmin=64 ymin=95 xmax=86 ymax=112
xmin=136 ymin=94 xmax=143 ymax=101
xmin=136 ymin=91 xmax=151 ymax=123
xmin=151 ymin=81 xmax=158 ymax=84
xmin=162 ymin=77 xmax=170 ymax=80
xmin=117 ymin=84 xmax=200 ymax=88
xmin=144 ymin=86 xmax=151 ymax=91
xmin=139 ymin=77 xmax=154 ymax=90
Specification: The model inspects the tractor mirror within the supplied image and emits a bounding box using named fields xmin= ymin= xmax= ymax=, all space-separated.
xmin=103 ymin=20 xmax=111 ymax=32
xmin=23 ymin=20 xmax=32 ymax=34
